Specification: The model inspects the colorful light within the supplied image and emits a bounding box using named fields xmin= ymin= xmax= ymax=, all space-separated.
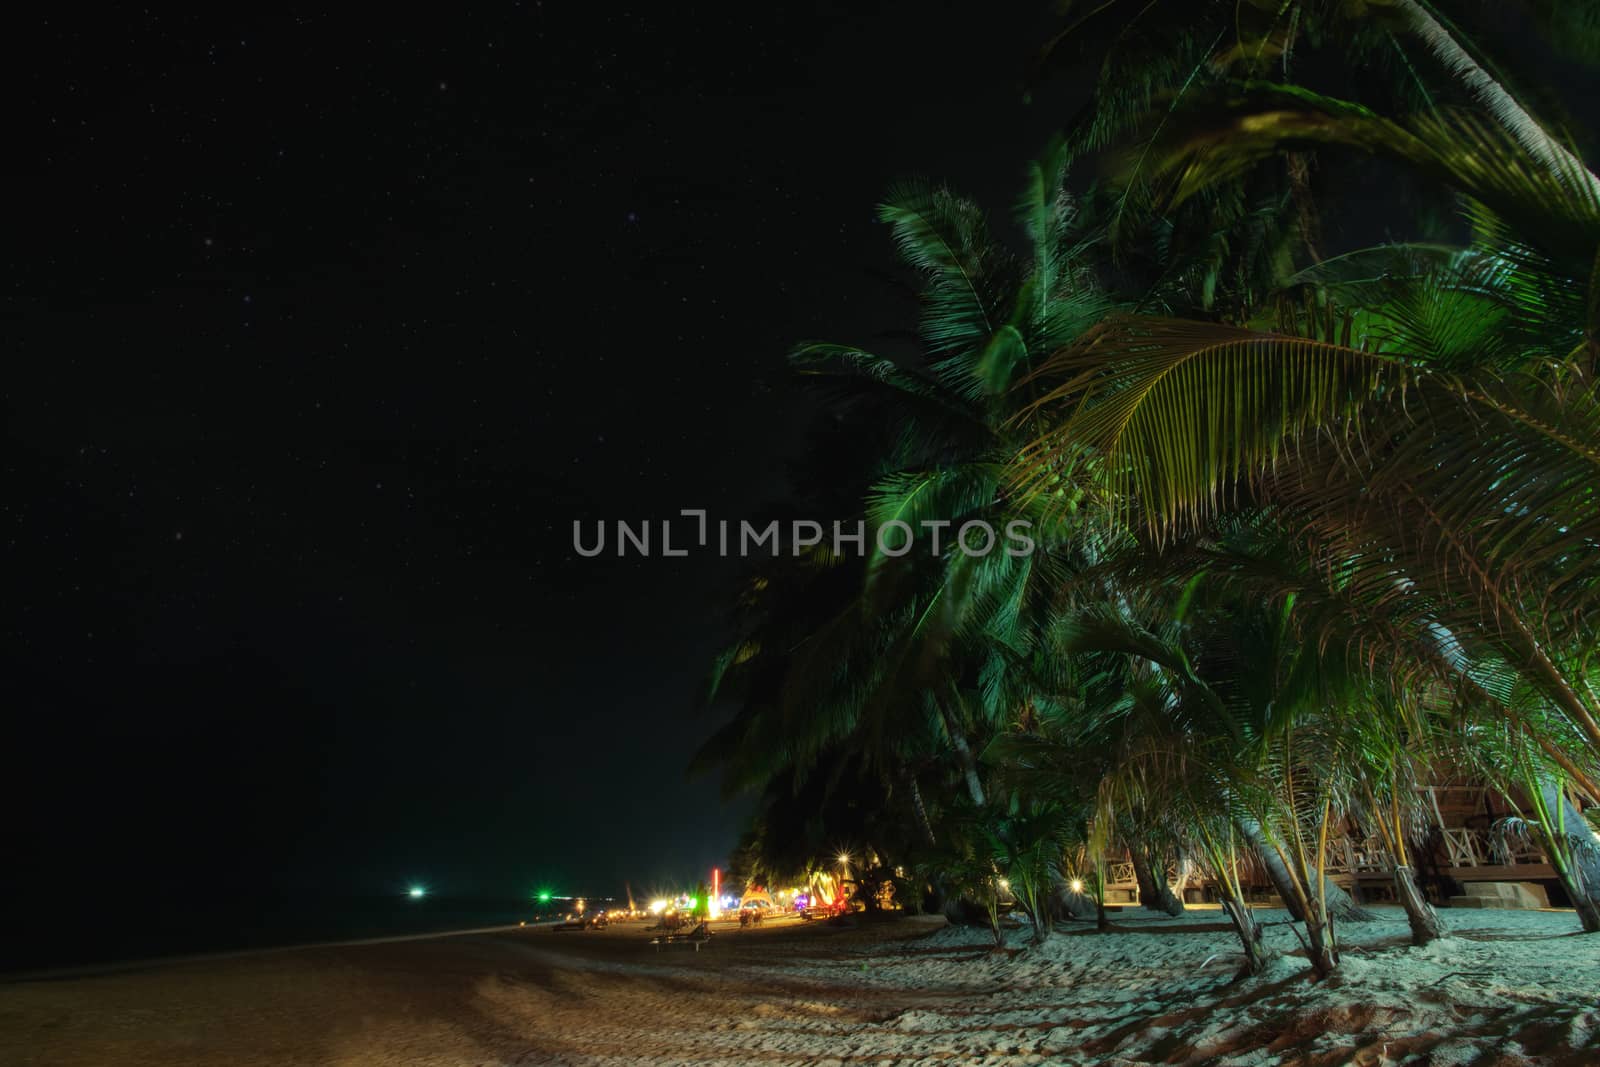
xmin=409 ymin=886 xmax=426 ymax=899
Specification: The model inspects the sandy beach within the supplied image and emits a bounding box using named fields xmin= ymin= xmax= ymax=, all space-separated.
xmin=2 ymin=906 xmax=1595 ymax=1066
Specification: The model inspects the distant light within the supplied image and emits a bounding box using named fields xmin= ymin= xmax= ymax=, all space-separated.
xmin=837 ymin=852 xmax=851 ymax=866
xmin=537 ymin=891 xmax=552 ymax=903
xmin=1069 ymin=879 xmax=1084 ymax=894
xmin=409 ymin=886 xmax=426 ymax=899
xmin=648 ymin=899 xmax=668 ymax=914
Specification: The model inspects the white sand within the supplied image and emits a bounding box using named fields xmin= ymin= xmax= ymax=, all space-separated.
xmin=3 ymin=906 xmax=1595 ymax=1065
xmin=513 ymin=907 xmax=1598 ymax=1066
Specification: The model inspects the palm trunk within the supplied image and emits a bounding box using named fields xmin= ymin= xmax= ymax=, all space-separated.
xmin=1316 ymin=869 xmax=1372 ymax=921
xmin=1305 ymin=800 xmax=1343 ymax=978
xmin=1301 ymin=910 xmax=1340 ymax=979
xmin=1021 ymin=876 xmax=1052 ymax=944
xmin=1277 ymin=834 xmax=1340 ymax=977
xmin=1393 ymin=865 xmax=1444 ymax=945
xmin=1392 ymin=0 xmax=1600 ymax=200
xmin=1236 ymin=817 xmax=1372 ymax=923
xmin=1362 ymin=784 xmax=1445 ymax=945
xmin=1556 ymin=789 xmax=1600 ymax=932
xmin=1242 ymin=812 xmax=1345 ymax=977
xmin=906 ymin=772 xmax=936 ymax=846
xmin=1128 ymin=841 xmax=1185 ymax=915
xmin=1237 ymin=816 xmax=1307 ymax=919
xmin=1285 ymin=151 xmax=1322 ymax=263
xmin=937 ymin=701 xmax=986 ymax=808
xmin=1539 ymin=781 xmax=1600 ymax=933
xmin=985 ymin=885 xmax=1005 ymax=949
xmin=1195 ymin=819 xmax=1276 ymax=976
xmin=1220 ymin=897 xmax=1273 ymax=977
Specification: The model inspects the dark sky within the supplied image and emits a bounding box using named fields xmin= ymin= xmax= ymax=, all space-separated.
xmin=6 ymin=5 xmax=1079 ymax=906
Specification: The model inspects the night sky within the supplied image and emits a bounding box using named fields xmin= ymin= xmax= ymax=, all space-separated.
xmin=6 ymin=6 xmax=1082 ymax=912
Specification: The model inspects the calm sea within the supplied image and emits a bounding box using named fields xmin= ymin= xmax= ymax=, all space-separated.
xmin=0 ymin=893 xmax=560 ymax=973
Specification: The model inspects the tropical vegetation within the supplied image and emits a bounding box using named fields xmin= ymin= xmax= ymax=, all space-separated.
xmin=698 ymin=1 xmax=1600 ymax=979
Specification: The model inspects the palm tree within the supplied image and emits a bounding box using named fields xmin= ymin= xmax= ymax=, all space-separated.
xmin=1447 ymin=702 xmax=1600 ymax=931
xmin=1034 ymin=0 xmax=1600 ymax=202
xmin=696 ymin=148 xmax=1113 ymax=911
xmin=1018 ymin=101 xmax=1600 ymax=788
xmin=700 ymin=7 xmax=1599 ymax=970
xmin=709 ymin=123 xmax=1200 ymax=940
xmin=985 ymin=616 xmax=1292 ymax=970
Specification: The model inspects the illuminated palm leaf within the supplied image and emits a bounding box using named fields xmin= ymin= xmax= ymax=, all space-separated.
xmin=1150 ymin=88 xmax=1600 ymax=268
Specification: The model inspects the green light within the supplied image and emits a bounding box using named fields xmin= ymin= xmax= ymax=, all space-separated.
xmin=537 ymin=891 xmax=552 ymax=903
xmin=409 ymin=886 xmax=426 ymax=899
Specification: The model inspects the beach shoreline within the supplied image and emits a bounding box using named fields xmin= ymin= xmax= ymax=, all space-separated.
xmin=2 ymin=906 xmax=1594 ymax=1065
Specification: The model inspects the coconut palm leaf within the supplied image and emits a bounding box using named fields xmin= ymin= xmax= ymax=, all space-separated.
xmin=1148 ymin=87 xmax=1600 ymax=268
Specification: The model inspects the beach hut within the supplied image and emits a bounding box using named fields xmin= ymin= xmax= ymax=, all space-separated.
xmin=738 ymin=886 xmax=775 ymax=912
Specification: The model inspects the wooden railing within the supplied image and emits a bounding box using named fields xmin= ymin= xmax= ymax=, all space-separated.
xmin=1324 ymin=834 xmax=1392 ymax=876
xmin=1321 ymin=826 xmax=1546 ymax=876
xmin=1435 ymin=826 xmax=1545 ymax=868
xmin=1106 ymin=791 xmax=1554 ymax=900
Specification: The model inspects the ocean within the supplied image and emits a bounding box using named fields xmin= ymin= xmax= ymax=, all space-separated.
xmin=0 ymin=892 xmax=565 ymax=973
